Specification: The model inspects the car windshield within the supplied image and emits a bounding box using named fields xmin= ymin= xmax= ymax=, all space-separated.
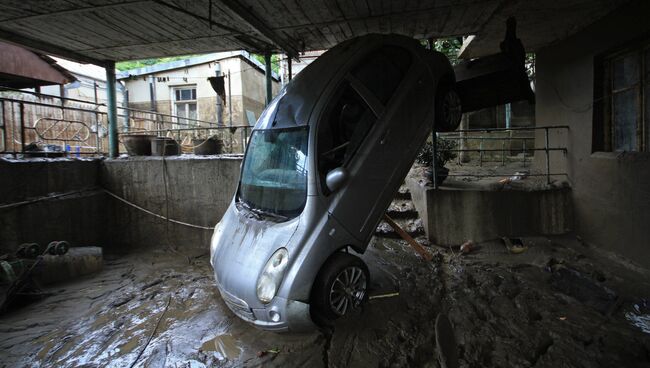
xmin=238 ymin=126 xmax=309 ymax=218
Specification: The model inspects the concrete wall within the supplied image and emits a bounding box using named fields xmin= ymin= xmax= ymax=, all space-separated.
xmin=533 ymin=0 xmax=650 ymax=267
xmin=100 ymin=156 xmax=242 ymax=252
xmin=0 ymin=156 xmax=242 ymax=255
xmin=407 ymin=177 xmax=572 ymax=246
xmin=0 ymin=159 xmax=106 ymax=251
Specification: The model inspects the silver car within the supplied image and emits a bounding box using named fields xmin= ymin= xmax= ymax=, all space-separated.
xmin=210 ymin=34 xmax=461 ymax=332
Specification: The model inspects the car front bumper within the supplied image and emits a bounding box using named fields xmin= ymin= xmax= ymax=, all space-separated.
xmin=217 ymin=285 xmax=315 ymax=332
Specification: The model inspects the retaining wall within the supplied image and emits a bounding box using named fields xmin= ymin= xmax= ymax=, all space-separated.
xmin=0 ymin=156 xmax=242 ymax=254
xmin=407 ymin=177 xmax=573 ymax=246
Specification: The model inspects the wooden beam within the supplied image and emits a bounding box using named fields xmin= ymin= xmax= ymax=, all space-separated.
xmin=218 ymin=0 xmax=301 ymax=56
xmin=0 ymin=28 xmax=105 ymax=65
xmin=382 ymin=214 xmax=433 ymax=262
xmin=152 ymin=0 xmax=269 ymax=52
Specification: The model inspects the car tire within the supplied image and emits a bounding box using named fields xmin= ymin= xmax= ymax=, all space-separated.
xmin=311 ymin=252 xmax=370 ymax=323
xmin=435 ymin=83 xmax=462 ymax=132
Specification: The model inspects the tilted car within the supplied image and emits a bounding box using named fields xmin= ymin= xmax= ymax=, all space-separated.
xmin=210 ymin=34 xmax=461 ymax=332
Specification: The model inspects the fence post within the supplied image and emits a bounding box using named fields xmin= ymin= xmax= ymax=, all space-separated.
xmin=545 ymin=127 xmax=551 ymax=184
xmin=106 ymin=61 xmax=119 ymax=157
xmin=501 ymin=139 xmax=506 ymax=166
xmin=479 ymin=137 xmax=483 ymax=167
xmin=432 ymin=133 xmax=438 ymax=189
xmin=19 ymin=102 xmax=25 ymax=154
xmin=522 ymin=139 xmax=527 ymax=167
xmin=0 ymin=100 xmax=5 ymax=153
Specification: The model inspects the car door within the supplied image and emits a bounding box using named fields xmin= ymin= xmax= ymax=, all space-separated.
xmin=320 ymin=45 xmax=436 ymax=242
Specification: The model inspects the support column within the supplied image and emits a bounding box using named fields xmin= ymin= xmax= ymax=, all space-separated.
xmin=265 ymin=53 xmax=272 ymax=105
xmin=106 ymin=61 xmax=119 ymax=158
xmin=287 ymin=55 xmax=292 ymax=81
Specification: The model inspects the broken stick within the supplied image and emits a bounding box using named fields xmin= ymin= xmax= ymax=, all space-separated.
xmin=382 ymin=214 xmax=433 ymax=261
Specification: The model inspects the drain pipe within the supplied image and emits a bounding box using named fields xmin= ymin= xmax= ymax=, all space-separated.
xmin=265 ymin=53 xmax=272 ymax=105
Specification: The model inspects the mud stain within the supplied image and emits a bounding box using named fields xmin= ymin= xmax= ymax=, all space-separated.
xmin=200 ymin=334 xmax=242 ymax=360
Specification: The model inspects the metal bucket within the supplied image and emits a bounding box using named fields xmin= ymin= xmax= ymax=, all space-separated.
xmin=151 ymin=137 xmax=180 ymax=156
xmin=122 ymin=134 xmax=155 ymax=156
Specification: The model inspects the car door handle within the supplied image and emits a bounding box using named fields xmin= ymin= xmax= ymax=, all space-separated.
xmin=380 ymin=129 xmax=391 ymax=145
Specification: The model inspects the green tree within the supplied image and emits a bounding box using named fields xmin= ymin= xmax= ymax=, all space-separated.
xmin=116 ymin=55 xmax=198 ymax=71
xmin=252 ymin=54 xmax=281 ymax=74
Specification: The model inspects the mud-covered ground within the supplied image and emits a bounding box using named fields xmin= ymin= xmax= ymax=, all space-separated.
xmin=1 ymin=236 xmax=649 ymax=367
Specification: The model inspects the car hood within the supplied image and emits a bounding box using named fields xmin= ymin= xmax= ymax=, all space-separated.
xmin=211 ymin=202 xmax=301 ymax=309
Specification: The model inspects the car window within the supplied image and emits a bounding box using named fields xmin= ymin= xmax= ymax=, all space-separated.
xmin=351 ymin=46 xmax=412 ymax=105
xmin=317 ymin=84 xmax=377 ymax=194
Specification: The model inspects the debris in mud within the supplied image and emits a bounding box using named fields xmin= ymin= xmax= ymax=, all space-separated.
xmin=460 ymin=240 xmax=475 ymax=254
xmin=435 ymin=313 xmax=459 ymax=368
xmin=625 ymin=299 xmax=650 ymax=334
xmin=368 ymin=292 xmax=400 ymax=300
xmin=502 ymin=237 xmax=528 ymax=254
xmin=549 ymin=264 xmax=618 ymax=314
xmin=256 ymin=348 xmax=280 ymax=357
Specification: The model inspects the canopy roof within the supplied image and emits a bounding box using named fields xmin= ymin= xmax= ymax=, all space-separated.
xmin=0 ymin=0 xmax=631 ymax=65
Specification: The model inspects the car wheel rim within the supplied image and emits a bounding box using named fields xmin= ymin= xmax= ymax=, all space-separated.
xmin=329 ymin=266 xmax=367 ymax=316
xmin=443 ymin=91 xmax=462 ymax=127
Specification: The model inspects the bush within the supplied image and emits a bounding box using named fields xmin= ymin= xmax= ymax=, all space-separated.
xmin=415 ymin=136 xmax=458 ymax=167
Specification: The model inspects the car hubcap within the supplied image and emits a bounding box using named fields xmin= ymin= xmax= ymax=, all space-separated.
xmin=329 ymin=266 xmax=367 ymax=316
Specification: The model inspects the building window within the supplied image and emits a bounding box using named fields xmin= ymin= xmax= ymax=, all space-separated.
xmin=594 ymin=40 xmax=649 ymax=152
xmin=173 ymin=86 xmax=197 ymax=126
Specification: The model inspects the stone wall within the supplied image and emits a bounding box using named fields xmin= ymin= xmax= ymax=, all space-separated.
xmin=532 ymin=0 xmax=650 ymax=267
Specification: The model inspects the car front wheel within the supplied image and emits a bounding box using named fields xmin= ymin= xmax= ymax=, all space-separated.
xmin=311 ymin=252 xmax=369 ymax=322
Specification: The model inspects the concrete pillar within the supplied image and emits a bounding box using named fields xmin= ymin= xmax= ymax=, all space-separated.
xmin=265 ymin=53 xmax=272 ymax=105
xmin=287 ymin=55 xmax=292 ymax=81
xmin=106 ymin=61 xmax=118 ymax=158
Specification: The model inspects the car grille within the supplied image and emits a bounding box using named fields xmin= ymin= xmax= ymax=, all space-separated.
xmin=219 ymin=288 xmax=255 ymax=321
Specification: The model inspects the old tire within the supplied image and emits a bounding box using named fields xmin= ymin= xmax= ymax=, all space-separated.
xmin=435 ymin=83 xmax=462 ymax=132
xmin=311 ymin=252 xmax=369 ymax=323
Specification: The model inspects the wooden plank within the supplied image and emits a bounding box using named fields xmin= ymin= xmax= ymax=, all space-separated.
xmin=382 ymin=214 xmax=433 ymax=262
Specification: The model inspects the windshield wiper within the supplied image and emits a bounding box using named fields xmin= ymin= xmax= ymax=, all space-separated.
xmin=238 ymin=200 xmax=288 ymax=221
xmin=253 ymin=209 xmax=289 ymax=221
xmin=238 ymin=201 xmax=262 ymax=220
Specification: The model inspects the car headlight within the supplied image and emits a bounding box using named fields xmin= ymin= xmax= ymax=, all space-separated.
xmin=256 ymin=248 xmax=289 ymax=304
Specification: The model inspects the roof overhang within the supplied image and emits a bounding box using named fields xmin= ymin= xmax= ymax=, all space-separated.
xmin=0 ymin=41 xmax=76 ymax=88
xmin=0 ymin=0 xmax=636 ymax=65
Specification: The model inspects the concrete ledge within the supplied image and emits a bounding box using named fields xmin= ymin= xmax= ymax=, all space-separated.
xmin=407 ymin=177 xmax=573 ymax=246
xmin=100 ymin=155 xmax=242 ymax=251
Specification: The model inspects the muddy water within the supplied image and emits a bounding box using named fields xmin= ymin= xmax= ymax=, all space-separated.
xmin=0 ymin=236 xmax=649 ymax=367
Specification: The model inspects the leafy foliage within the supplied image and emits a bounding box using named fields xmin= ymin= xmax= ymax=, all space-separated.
xmin=420 ymin=37 xmax=463 ymax=65
xmin=416 ymin=136 xmax=458 ymax=167
xmin=116 ymin=55 xmax=199 ymax=71
xmin=251 ymin=54 xmax=281 ymax=74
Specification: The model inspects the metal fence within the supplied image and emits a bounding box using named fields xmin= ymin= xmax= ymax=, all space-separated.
xmin=434 ymin=125 xmax=569 ymax=186
xmin=0 ymin=88 xmax=251 ymax=157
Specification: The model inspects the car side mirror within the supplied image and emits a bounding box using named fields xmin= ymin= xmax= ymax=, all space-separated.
xmin=326 ymin=167 xmax=349 ymax=193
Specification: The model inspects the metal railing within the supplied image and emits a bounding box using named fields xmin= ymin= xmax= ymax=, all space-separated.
xmin=0 ymin=88 xmax=251 ymax=156
xmin=433 ymin=125 xmax=569 ymax=187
